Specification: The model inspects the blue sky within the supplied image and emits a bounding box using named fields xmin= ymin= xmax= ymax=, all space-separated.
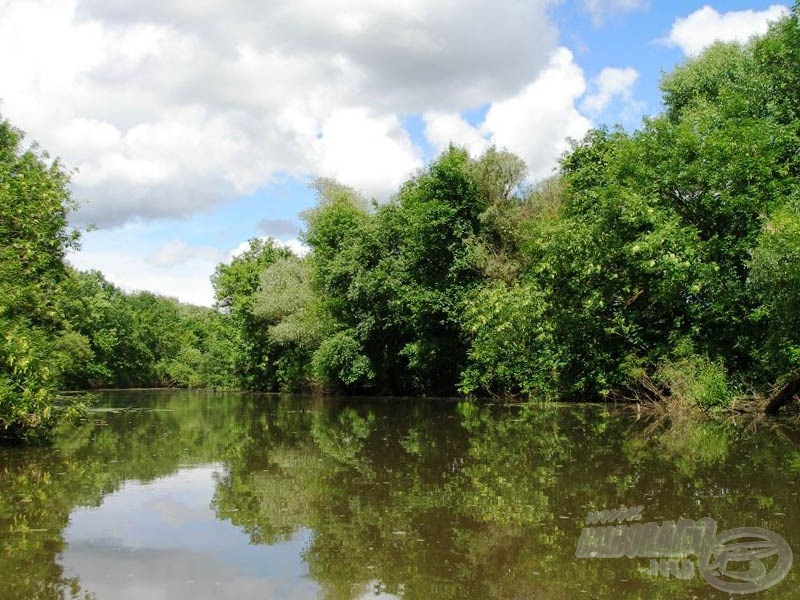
xmin=0 ymin=0 xmax=791 ymax=305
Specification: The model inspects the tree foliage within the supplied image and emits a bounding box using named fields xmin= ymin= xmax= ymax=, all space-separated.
xmin=0 ymin=118 xmax=81 ymax=439
xmin=462 ymin=8 xmax=800 ymax=404
xmin=211 ymin=238 xmax=293 ymax=390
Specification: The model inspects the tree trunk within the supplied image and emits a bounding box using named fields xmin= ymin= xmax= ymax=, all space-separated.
xmin=765 ymin=374 xmax=800 ymax=416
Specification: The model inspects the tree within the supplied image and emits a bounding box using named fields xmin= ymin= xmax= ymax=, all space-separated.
xmin=211 ymin=238 xmax=293 ymax=390
xmin=252 ymin=256 xmax=330 ymax=390
xmin=462 ymin=7 xmax=800 ymax=405
xmin=749 ymin=203 xmax=800 ymax=409
xmin=0 ymin=117 xmax=81 ymax=440
xmin=301 ymin=149 xmax=500 ymax=394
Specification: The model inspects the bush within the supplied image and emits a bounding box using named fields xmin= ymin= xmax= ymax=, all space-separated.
xmin=312 ymin=332 xmax=374 ymax=390
xmin=654 ymin=355 xmax=732 ymax=410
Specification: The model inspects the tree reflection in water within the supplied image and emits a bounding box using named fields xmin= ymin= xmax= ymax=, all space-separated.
xmin=1 ymin=391 xmax=798 ymax=599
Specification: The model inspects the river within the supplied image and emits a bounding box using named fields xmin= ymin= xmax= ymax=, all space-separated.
xmin=1 ymin=390 xmax=798 ymax=599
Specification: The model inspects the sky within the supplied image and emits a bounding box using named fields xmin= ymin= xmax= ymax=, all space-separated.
xmin=0 ymin=0 xmax=792 ymax=306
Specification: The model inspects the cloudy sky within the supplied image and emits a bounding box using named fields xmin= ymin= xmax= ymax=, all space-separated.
xmin=62 ymin=465 xmax=323 ymax=599
xmin=0 ymin=0 xmax=790 ymax=305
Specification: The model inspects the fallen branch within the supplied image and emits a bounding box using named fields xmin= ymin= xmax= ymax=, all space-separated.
xmin=765 ymin=374 xmax=800 ymax=416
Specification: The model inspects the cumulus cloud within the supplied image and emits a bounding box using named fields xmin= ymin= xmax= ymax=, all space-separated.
xmin=484 ymin=48 xmax=593 ymax=181
xmin=581 ymin=67 xmax=638 ymax=114
xmin=582 ymin=0 xmax=648 ymax=26
xmin=665 ymin=4 xmax=790 ymax=57
xmin=423 ymin=48 xmax=592 ymax=182
xmin=423 ymin=112 xmax=491 ymax=157
xmin=312 ymin=108 xmax=422 ymax=200
xmin=73 ymin=0 xmax=555 ymax=112
xmin=5 ymin=0 xmax=647 ymax=303
xmin=0 ymin=0 xmax=557 ymax=226
xmin=580 ymin=66 xmax=644 ymax=124
xmin=281 ymin=238 xmax=310 ymax=257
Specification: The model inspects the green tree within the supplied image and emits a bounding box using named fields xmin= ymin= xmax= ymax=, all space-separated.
xmin=211 ymin=238 xmax=293 ymax=390
xmin=300 ymin=179 xmax=377 ymax=390
xmin=304 ymin=149 xmax=499 ymax=393
xmin=463 ymin=7 xmax=800 ymax=404
xmin=161 ymin=304 xmax=240 ymax=389
xmin=252 ymin=256 xmax=330 ymax=390
xmin=0 ymin=117 xmax=81 ymax=440
xmin=748 ymin=203 xmax=800 ymax=383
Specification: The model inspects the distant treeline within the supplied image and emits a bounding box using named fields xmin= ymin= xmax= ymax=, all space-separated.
xmin=2 ymin=6 xmax=800 ymax=440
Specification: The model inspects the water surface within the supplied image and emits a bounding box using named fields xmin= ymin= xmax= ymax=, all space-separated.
xmin=1 ymin=390 xmax=798 ymax=599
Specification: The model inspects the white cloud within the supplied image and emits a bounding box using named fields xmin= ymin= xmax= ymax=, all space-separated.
xmin=281 ymin=238 xmax=310 ymax=257
xmin=149 ymin=240 xmax=226 ymax=268
xmin=582 ymin=0 xmax=648 ymax=26
xmin=0 ymin=0 xmax=556 ymax=226
xmin=227 ymin=237 xmax=308 ymax=262
xmin=580 ymin=67 xmax=643 ymax=122
xmin=485 ymin=48 xmax=593 ymax=182
xmin=227 ymin=240 xmax=257 ymax=262
xmin=423 ymin=112 xmax=491 ymax=157
xmin=312 ymin=108 xmax=422 ymax=200
xmin=421 ymin=48 xmax=592 ymax=182
xmin=665 ymin=4 xmax=790 ymax=57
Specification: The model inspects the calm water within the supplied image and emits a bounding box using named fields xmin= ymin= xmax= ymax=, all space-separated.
xmin=1 ymin=391 xmax=799 ymax=599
